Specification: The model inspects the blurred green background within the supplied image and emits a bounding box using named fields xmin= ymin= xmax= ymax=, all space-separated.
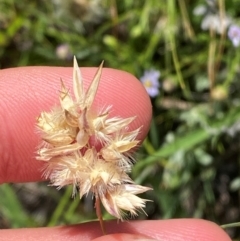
xmin=1 ymin=0 xmax=240 ymax=239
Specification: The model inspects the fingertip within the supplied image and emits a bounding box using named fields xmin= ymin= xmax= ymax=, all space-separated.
xmin=92 ymin=233 xmax=158 ymax=241
xmin=0 ymin=66 xmax=151 ymax=183
xmin=0 ymin=220 xmax=231 ymax=241
xmin=103 ymin=219 xmax=231 ymax=241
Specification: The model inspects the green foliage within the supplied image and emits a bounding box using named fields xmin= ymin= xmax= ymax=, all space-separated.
xmin=1 ymin=0 xmax=240 ymax=238
xmin=0 ymin=184 xmax=36 ymax=228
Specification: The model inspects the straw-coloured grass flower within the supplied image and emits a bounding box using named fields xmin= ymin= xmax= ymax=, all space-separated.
xmin=36 ymin=57 xmax=151 ymax=233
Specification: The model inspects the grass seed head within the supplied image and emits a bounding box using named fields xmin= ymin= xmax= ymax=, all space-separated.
xmin=36 ymin=56 xmax=152 ymax=223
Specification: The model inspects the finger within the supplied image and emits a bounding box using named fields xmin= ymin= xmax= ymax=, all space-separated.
xmin=0 ymin=66 xmax=151 ymax=183
xmin=0 ymin=219 xmax=231 ymax=241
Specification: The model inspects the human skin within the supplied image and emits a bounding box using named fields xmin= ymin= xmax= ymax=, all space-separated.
xmin=0 ymin=66 xmax=231 ymax=241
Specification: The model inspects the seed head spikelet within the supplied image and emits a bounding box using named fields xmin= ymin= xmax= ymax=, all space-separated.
xmin=36 ymin=56 xmax=151 ymax=233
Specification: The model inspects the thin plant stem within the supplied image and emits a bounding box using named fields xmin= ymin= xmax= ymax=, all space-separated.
xmin=109 ymin=0 xmax=118 ymax=38
xmin=48 ymin=186 xmax=72 ymax=226
xmin=215 ymin=0 xmax=226 ymax=75
xmin=169 ymin=36 xmax=186 ymax=91
xmin=221 ymin=222 xmax=240 ymax=229
xmin=223 ymin=50 xmax=240 ymax=88
xmin=167 ymin=0 xmax=190 ymax=98
xmin=178 ymin=0 xmax=195 ymax=40
xmin=95 ymin=197 xmax=106 ymax=235
xmin=208 ymin=28 xmax=216 ymax=94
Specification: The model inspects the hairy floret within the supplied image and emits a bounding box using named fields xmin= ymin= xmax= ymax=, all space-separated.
xmin=36 ymin=57 xmax=151 ymax=224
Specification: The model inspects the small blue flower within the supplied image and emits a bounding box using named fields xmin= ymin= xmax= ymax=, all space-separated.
xmin=140 ymin=69 xmax=160 ymax=97
xmin=228 ymin=25 xmax=240 ymax=47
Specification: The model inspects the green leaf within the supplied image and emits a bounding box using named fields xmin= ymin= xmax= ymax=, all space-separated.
xmin=134 ymin=107 xmax=240 ymax=173
xmin=0 ymin=184 xmax=34 ymax=228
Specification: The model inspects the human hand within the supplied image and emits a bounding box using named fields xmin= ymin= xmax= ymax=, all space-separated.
xmin=0 ymin=66 xmax=231 ymax=241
